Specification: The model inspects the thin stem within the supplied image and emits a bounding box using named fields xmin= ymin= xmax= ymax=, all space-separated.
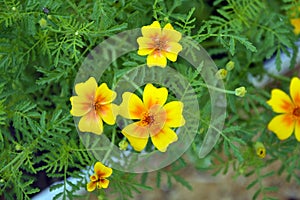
xmin=197 ymin=82 xmax=235 ymax=95
xmin=102 ymin=127 xmax=116 ymax=163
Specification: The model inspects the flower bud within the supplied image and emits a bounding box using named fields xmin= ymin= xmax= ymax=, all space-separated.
xmin=215 ymin=69 xmax=227 ymax=80
xmin=225 ymin=61 xmax=235 ymax=71
xmin=118 ymin=140 xmax=128 ymax=151
xmin=254 ymin=142 xmax=266 ymax=158
xmin=235 ymin=87 xmax=247 ymax=97
xmin=15 ymin=144 xmax=22 ymax=151
xmin=39 ymin=18 xmax=47 ymax=28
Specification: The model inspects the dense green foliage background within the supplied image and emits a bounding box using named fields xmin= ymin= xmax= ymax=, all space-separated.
xmin=1 ymin=0 xmax=300 ymax=199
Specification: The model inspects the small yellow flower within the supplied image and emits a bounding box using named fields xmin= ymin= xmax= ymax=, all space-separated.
xmin=39 ymin=18 xmax=47 ymax=28
xmin=267 ymin=77 xmax=300 ymax=141
xmin=254 ymin=142 xmax=266 ymax=158
xmin=87 ymin=162 xmax=112 ymax=192
xmin=137 ymin=21 xmax=182 ymax=68
xmin=225 ymin=61 xmax=235 ymax=71
xmin=215 ymin=69 xmax=227 ymax=80
xmin=235 ymin=87 xmax=247 ymax=97
xmin=70 ymin=77 xmax=117 ymax=135
xmin=118 ymin=83 xmax=185 ymax=152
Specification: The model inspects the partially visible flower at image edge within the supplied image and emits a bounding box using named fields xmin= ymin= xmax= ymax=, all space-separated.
xmin=267 ymin=77 xmax=300 ymax=141
xmin=87 ymin=162 xmax=113 ymax=192
xmin=291 ymin=18 xmax=300 ymax=35
xmin=137 ymin=21 xmax=182 ymax=68
xmin=118 ymin=83 xmax=185 ymax=152
xmin=70 ymin=77 xmax=117 ymax=135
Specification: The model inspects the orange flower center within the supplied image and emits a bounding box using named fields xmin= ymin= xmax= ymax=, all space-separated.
xmin=152 ymin=36 xmax=168 ymax=52
xmin=293 ymin=107 xmax=300 ymax=117
xmin=141 ymin=112 xmax=155 ymax=126
xmin=94 ymin=101 xmax=102 ymax=111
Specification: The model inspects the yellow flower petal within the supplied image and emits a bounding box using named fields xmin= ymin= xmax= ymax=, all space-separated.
xmin=87 ymin=181 xmax=96 ymax=192
xmin=147 ymin=104 xmax=167 ymax=136
xmin=137 ymin=37 xmax=153 ymax=49
xmin=163 ymin=23 xmax=174 ymax=30
xmin=94 ymin=162 xmax=113 ymax=178
xmin=90 ymin=174 xmax=98 ymax=182
xmin=150 ymin=126 xmax=178 ymax=152
xmin=291 ymin=18 xmax=300 ymax=35
xmin=147 ymin=53 xmax=167 ymax=67
xmin=268 ymin=114 xmax=295 ymax=140
xmin=165 ymin=42 xmax=182 ymax=61
xmin=167 ymin=41 xmax=182 ymax=53
xmin=98 ymin=104 xmax=117 ymax=125
xmin=162 ymin=24 xmax=181 ymax=42
xmin=78 ymin=111 xmax=103 ymax=134
xmin=143 ymin=84 xmax=168 ymax=109
xmin=141 ymin=21 xmax=161 ymax=38
xmin=95 ymin=83 xmax=116 ymax=105
xmin=267 ymin=89 xmax=294 ymax=113
xmin=138 ymin=48 xmax=154 ymax=56
xmin=137 ymin=36 xmax=155 ymax=55
xmin=75 ymin=77 xmax=97 ymax=100
xmin=122 ymin=123 xmax=149 ymax=151
xmin=70 ymin=96 xmax=91 ymax=116
xmin=118 ymin=92 xmax=146 ymax=119
xmin=290 ymin=77 xmax=300 ymax=107
xmin=163 ymin=101 xmax=185 ymax=127
xmin=295 ymin=120 xmax=300 ymax=141
xmin=100 ymin=179 xmax=110 ymax=189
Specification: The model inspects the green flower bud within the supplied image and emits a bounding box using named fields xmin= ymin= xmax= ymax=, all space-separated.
xmin=119 ymin=140 xmax=128 ymax=151
xmin=215 ymin=69 xmax=227 ymax=80
xmin=225 ymin=61 xmax=235 ymax=71
xmin=39 ymin=18 xmax=47 ymax=28
xmin=15 ymin=144 xmax=22 ymax=151
xmin=235 ymin=87 xmax=247 ymax=97
xmin=254 ymin=142 xmax=266 ymax=158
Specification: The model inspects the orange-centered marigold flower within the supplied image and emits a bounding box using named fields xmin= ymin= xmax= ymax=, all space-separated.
xmin=70 ymin=77 xmax=117 ymax=135
xmin=118 ymin=83 xmax=185 ymax=152
xmin=87 ymin=162 xmax=112 ymax=192
xmin=267 ymin=77 xmax=300 ymax=141
xmin=137 ymin=21 xmax=182 ymax=68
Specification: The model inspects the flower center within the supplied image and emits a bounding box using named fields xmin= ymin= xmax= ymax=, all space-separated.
xmin=153 ymin=36 xmax=167 ymax=52
xmin=293 ymin=107 xmax=300 ymax=117
xmin=141 ymin=112 xmax=155 ymax=126
xmin=94 ymin=102 xmax=101 ymax=111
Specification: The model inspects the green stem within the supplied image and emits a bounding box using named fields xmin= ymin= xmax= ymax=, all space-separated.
xmin=197 ymin=82 xmax=235 ymax=95
xmin=200 ymin=118 xmax=231 ymax=142
xmin=102 ymin=128 xmax=116 ymax=163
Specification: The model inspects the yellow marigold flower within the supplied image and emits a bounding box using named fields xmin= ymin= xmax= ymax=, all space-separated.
xmin=87 ymin=162 xmax=112 ymax=192
xmin=235 ymin=87 xmax=247 ymax=97
xmin=137 ymin=21 xmax=182 ymax=68
xmin=267 ymin=77 xmax=300 ymax=141
xmin=291 ymin=18 xmax=300 ymax=35
xmin=70 ymin=77 xmax=117 ymax=135
xmin=215 ymin=69 xmax=227 ymax=79
xmin=254 ymin=142 xmax=266 ymax=158
xmin=225 ymin=61 xmax=235 ymax=71
xmin=118 ymin=83 xmax=185 ymax=152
